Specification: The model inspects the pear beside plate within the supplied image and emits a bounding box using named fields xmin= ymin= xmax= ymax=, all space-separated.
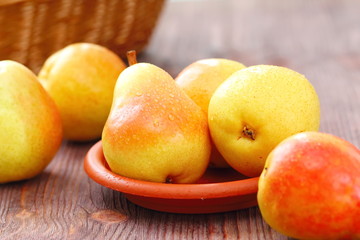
xmin=84 ymin=141 xmax=259 ymax=214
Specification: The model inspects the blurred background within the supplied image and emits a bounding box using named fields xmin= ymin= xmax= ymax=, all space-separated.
xmin=144 ymin=0 xmax=360 ymax=74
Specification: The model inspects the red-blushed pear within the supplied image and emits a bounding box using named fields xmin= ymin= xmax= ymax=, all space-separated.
xmin=102 ymin=51 xmax=211 ymax=183
xmin=175 ymin=58 xmax=246 ymax=168
xmin=258 ymin=132 xmax=360 ymax=240
xmin=0 ymin=61 xmax=63 ymax=183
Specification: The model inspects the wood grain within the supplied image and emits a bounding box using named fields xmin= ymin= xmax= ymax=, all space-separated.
xmin=1 ymin=0 xmax=359 ymax=239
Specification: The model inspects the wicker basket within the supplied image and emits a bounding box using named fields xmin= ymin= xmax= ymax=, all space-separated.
xmin=0 ymin=0 xmax=165 ymax=72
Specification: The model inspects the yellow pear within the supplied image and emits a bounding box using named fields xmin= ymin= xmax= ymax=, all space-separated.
xmin=208 ymin=65 xmax=320 ymax=177
xmin=38 ymin=43 xmax=126 ymax=141
xmin=0 ymin=61 xmax=63 ymax=183
xmin=102 ymin=52 xmax=211 ymax=183
xmin=175 ymin=58 xmax=246 ymax=167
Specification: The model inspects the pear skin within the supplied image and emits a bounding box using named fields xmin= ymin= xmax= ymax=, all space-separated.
xmin=0 ymin=61 xmax=63 ymax=183
xmin=38 ymin=43 xmax=126 ymax=141
xmin=176 ymin=58 xmax=246 ymax=168
xmin=102 ymin=63 xmax=211 ymax=183
xmin=258 ymin=132 xmax=360 ymax=239
xmin=208 ymin=65 xmax=320 ymax=177
xmin=176 ymin=59 xmax=246 ymax=114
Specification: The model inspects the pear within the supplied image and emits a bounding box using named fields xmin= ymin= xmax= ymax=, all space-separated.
xmin=208 ymin=65 xmax=320 ymax=177
xmin=102 ymin=51 xmax=211 ymax=183
xmin=0 ymin=61 xmax=62 ymax=183
xmin=175 ymin=58 xmax=246 ymax=167
xmin=176 ymin=59 xmax=246 ymax=114
xmin=258 ymin=132 xmax=360 ymax=239
xmin=38 ymin=43 xmax=126 ymax=141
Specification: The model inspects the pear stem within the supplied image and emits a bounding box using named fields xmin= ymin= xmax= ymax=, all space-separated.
xmin=166 ymin=176 xmax=173 ymax=184
xmin=127 ymin=50 xmax=138 ymax=66
xmin=242 ymin=125 xmax=256 ymax=140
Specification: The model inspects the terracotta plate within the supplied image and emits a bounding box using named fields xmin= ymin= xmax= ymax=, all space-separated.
xmin=84 ymin=141 xmax=259 ymax=214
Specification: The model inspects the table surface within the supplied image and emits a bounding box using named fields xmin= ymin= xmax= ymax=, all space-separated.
xmin=1 ymin=0 xmax=360 ymax=239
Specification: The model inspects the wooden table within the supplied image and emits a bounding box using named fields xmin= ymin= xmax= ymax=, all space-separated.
xmin=1 ymin=0 xmax=359 ymax=239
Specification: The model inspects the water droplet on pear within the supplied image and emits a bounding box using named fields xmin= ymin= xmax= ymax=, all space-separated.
xmin=168 ymin=114 xmax=175 ymax=121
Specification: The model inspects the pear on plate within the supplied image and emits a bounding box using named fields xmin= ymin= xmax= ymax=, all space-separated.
xmin=102 ymin=52 xmax=211 ymax=183
xmin=38 ymin=43 xmax=126 ymax=141
xmin=175 ymin=58 xmax=246 ymax=168
xmin=208 ymin=65 xmax=320 ymax=177
xmin=0 ymin=61 xmax=62 ymax=183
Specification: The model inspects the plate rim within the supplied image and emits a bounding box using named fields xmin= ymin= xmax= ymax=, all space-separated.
xmin=84 ymin=141 xmax=259 ymax=200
